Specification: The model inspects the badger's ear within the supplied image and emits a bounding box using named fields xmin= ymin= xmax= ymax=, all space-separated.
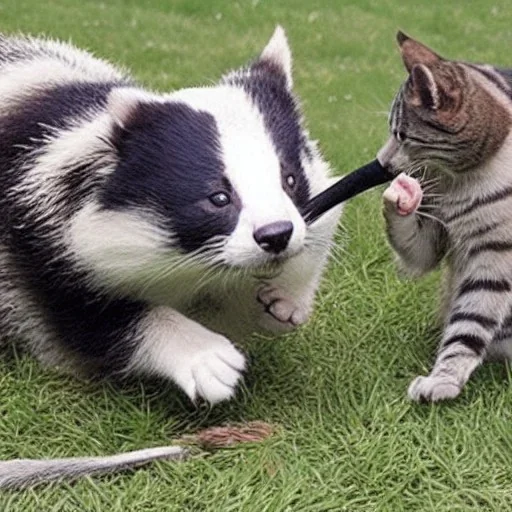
xmin=258 ymin=25 xmax=293 ymax=88
xmin=107 ymin=88 xmax=159 ymax=128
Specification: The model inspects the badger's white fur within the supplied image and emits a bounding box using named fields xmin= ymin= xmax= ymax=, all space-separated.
xmin=0 ymin=27 xmax=342 ymax=487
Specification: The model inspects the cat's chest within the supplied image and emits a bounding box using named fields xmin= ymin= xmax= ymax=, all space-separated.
xmin=436 ymin=185 xmax=512 ymax=252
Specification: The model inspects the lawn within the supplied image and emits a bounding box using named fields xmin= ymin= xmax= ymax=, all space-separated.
xmin=2 ymin=0 xmax=512 ymax=510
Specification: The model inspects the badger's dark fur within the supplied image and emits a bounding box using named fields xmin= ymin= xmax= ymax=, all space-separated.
xmin=0 ymin=28 xmax=342 ymax=487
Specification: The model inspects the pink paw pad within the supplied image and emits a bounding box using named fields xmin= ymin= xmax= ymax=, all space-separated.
xmin=383 ymin=174 xmax=423 ymax=216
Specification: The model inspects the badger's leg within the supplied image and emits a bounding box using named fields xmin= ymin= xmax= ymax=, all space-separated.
xmin=257 ymin=266 xmax=317 ymax=332
xmin=127 ymin=306 xmax=246 ymax=404
xmin=257 ymin=212 xmax=340 ymax=332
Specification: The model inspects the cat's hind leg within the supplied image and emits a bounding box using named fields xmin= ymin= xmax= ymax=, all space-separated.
xmin=408 ymin=278 xmax=512 ymax=402
xmin=486 ymin=316 xmax=512 ymax=360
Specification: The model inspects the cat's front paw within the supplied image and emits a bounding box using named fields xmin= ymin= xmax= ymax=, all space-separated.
xmin=257 ymin=285 xmax=310 ymax=332
xmin=408 ymin=375 xmax=461 ymax=403
xmin=383 ymin=174 xmax=423 ymax=216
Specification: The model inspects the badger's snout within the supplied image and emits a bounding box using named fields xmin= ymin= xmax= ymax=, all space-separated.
xmin=253 ymin=221 xmax=293 ymax=254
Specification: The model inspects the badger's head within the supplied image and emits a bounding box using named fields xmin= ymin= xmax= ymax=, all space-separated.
xmin=73 ymin=27 xmax=337 ymax=299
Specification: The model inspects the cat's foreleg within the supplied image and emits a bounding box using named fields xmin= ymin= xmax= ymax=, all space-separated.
xmin=127 ymin=307 xmax=246 ymax=404
xmin=408 ymin=276 xmax=511 ymax=402
xmin=383 ymin=173 xmax=447 ymax=276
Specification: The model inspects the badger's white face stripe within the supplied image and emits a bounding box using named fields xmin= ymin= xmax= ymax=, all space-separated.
xmin=168 ymin=85 xmax=307 ymax=267
xmin=69 ymin=202 xmax=169 ymax=279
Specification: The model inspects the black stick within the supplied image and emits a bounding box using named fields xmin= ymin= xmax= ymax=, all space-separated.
xmin=303 ymin=159 xmax=394 ymax=224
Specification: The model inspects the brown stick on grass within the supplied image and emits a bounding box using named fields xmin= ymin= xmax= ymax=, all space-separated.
xmin=182 ymin=421 xmax=277 ymax=450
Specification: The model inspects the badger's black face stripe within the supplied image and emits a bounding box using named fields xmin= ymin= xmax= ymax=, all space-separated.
xmin=225 ymin=60 xmax=310 ymax=212
xmin=102 ymin=101 xmax=242 ymax=253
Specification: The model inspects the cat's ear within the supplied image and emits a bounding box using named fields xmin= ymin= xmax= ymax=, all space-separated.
xmin=397 ymin=31 xmax=441 ymax=72
xmin=408 ymin=64 xmax=461 ymax=113
xmin=258 ymin=25 xmax=293 ymax=88
xmin=409 ymin=64 xmax=441 ymax=110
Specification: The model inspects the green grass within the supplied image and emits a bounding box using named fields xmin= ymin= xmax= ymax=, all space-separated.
xmin=2 ymin=0 xmax=512 ymax=510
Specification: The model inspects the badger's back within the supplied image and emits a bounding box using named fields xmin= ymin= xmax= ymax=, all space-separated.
xmin=0 ymin=34 xmax=131 ymax=192
xmin=0 ymin=34 xmax=129 ymax=82
xmin=0 ymin=34 xmax=133 ymax=234
xmin=0 ymin=35 xmax=138 ymax=364
xmin=0 ymin=34 xmax=131 ymax=189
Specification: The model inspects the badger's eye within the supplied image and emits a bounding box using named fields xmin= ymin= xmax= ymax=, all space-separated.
xmin=286 ymin=174 xmax=296 ymax=188
xmin=209 ymin=192 xmax=231 ymax=207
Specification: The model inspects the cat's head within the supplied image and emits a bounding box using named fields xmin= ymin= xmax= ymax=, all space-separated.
xmin=71 ymin=27 xmax=338 ymax=297
xmin=377 ymin=31 xmax=512 ymax=177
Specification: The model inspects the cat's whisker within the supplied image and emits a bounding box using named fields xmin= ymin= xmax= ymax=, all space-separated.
xmin=420 ymin=178 xmax=441 ymax=187
xmin=415 ymin=210 xmax=448 ymax=229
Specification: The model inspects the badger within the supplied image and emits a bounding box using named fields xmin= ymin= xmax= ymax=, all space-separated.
xmin=0 ymin=27 xmax=342 ymax=487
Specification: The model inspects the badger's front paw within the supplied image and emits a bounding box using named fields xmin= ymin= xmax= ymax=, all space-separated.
xmin=257 ymin=285 xmax=310 ymax=331
xmin=175 ymin=340 xmax=246 ymax=405
xmin=408 ymin=375 xmax=461 ymax=403
xmin=383 ymin=174 xmax=423 ymax=216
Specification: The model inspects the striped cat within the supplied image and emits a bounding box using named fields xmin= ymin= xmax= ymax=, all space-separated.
xmin=378 ymin=32 xmax=512 ymax=402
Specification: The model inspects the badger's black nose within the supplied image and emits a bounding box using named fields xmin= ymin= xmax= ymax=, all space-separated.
xmin=253 ymin=221 xmax=293 ymax=254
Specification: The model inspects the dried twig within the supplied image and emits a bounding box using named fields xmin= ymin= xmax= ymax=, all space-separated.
xmin=181 ymin=421 xmax=277 ymax=450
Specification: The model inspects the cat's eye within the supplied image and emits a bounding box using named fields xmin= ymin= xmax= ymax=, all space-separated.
xmin=209 ymin=192 xmax=231 ymax=207
xmin=395 ymin=131 xmax=407 ymax=143
xmin=286 ymin=175 xmax=296 ymax=188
